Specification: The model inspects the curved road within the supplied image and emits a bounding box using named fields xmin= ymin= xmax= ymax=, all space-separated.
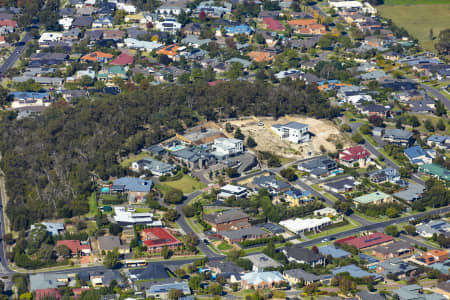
xmin=0 ymin=32 xmax=32 ymax=76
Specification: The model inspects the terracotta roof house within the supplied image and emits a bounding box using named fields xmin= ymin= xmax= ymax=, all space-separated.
xmin=247 ymin=51 xmax=276 ymax=62
xmin=156 ymin=44 xmax=183 ymax=57
xmin=0 ymin=19 xmax=17 ymax=28
xmin=36 ymin=289 xmax=61 ymax=300
xmin=337 ymin=233 xmax=394 ymax=250
xmin=288 ymin=19 xmax=317 ymax=28
xmin=81 ymin=51 xmax=114 ymax=63
xmin=111 ymin=53 xmax=134 ymax=65
xmin=339 ymin=145 xmax=371 ymax=168
xmin=102 ymin=29 xmax=125 ymax=40
xmin=262 ymin=17 xmax=284 ymax=31
xmin=416 ymin=250 xmax=448 ymax=265
xmin=141 ymin=228 xmax=182 ymax=253
xmin=57 ymin=240 xmax=91 ymax=256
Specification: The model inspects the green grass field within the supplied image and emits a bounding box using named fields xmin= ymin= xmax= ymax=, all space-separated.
xmin=377 ymin=3 xmax=450 ymax=52
xmin=87 ymin=192 xmax=98 ymax=216
xmin=119 ymin=152 xmax=149 ymax=167
xmin=162 ymin=175 xmax=206 ymax=194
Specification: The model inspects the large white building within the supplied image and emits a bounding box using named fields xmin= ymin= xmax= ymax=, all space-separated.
xmin=271 ymin=122 xmax=310 ymax=144
xmin=279 ymin=217 xmax=332 ymax=234
xmin=218 ymin=184 xmax=247 ymax=199
xmin=113 ymin=207 xmax=162 ymax=226
xmin=212 ymin=138 xmax=243 ymax=158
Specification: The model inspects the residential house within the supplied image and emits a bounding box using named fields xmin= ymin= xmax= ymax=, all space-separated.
xmin=182 ymin=23 xmax=202 ymax=36
xmin=217 ymin=184 xmax=247 ymax=200
xmin=112 ymin=177 xmax=153 ymax=203
xmin=92 ymin=16 xmax=113 ymax=28
xmin=394 ymin=183 xmax=425 ymax=202
xmin=393 ymin=284 xmax=446 ymax=300
xmin=156 ymin=18 xmax=182 ymax=33
xmin=219 ymin=24 xmax=253 ymax=36
xmin=360 ymin=70 xmax=387 ymax=81
xmin=30 ymin=273 xmax=70 ymax=291
xmin=211 ymin=138 xmax=243 ymax=158
xmin=97 ymin=66 xmax=128 ymax=81
xmin=219 ymin=226 xmax=270 ymax=244
xmin=59 ymin=17 xmax=73 ymax=30
xmin=131 ymin=157 xmax=176 ymax=176
xmin=297 ymin=156 xmax=338 ymax=178
xmin=280 ymin=217 xmax=332 ymax=235
xmin=113 ymin=207 xmax=159 ymax=226
xmin=275 ymin=68 xmax=303 ymax=80
xmin=117 ymin=2 xmax=137 ymax=13
xmin=369 ymin=168 xmax=400 ymax=184
xmin=247 ymin=50 xmax=276 ymax=62
xmin=376 ymin=258 xmax=418 ymax=278
xmin=156 ymin=0 xmax=188 ymax=16
xmin=323 ymin=178 xmax=357 ymax=193
xmin=418 ymin=164 xmax=450 ymax=181
xmin=171 ymin=147 xmax=216 ymax=169
xmin=146 ymin=282 xmax=191 ymax=299
xmin=102 ymin=29 xmax=126 ymax=41
xmin=31 ymin=222 xmax=65 ymax=236
xmin=333 ymin=264 xmax=381 ymax=280
xmin=56 ymin=240 xmax=91 ymax=257
xmin=271 ymin=122 xmax=310 ymax=144
xmin=203 ymin=208 xmax=250 ymax=232
xmin=404 ymin=146 xmax=435 ymax=165
xmin=382 ymin=129 xmax=414 ymax=146
xmin=10 ymin=91 xmax=52 ymax=109
xmin=358 ymin=104 xmax=390 ymax=118
xmin=35 ymin=289 xmax=61 ymax=300
xmin=195 ymin=1 xmax=231 ymax=18
xmin=181 ymin=36 xmax=211 ymax=48
xmin=124 ymin=38 xmax=163 ymax=52
xmin=416 ymin=250 xmax=448 ymax=265
xmin=283 ymin=245 xmax=326 ymax=267
xmin=353 ymin=191 xmax=393 ymax=207
xmin=225 ymin=57 xmax=251 ymax=69
xmin=157 ymin=44 xmax=183 ymax=59
xmin=127 ymin=262 xmax=170 ymax=282
xmin=85 ymin=270 xmax=124 ymax=288
xmin=336 ymin=232 xmax=394 ymax=250
xmin=241 ymin=271 xmax=286 ymax=290
xmin=141 ymin=228 xmax=183 ymax=253
xmin=206 ymin=260 xmax=244 ymax=276
xmin=288 ymin=19 xmax=321 ymax=34
xmin=81 ymin=51 xmax=114 ymax=63
xmin=62 ymin=28 xmax=81 ymax=41
xmin=97 ymin=235 xmax=130 ymax=254
xmin=278 ymin=188 xmax=313 ymax=206
xmin=283 ymin=269 xmax=320 ymax=286
xmin=72 ymin=16 xmax=93 ymax=28
xmin=314 ymin=207 xmax=338 ymax=217
xmin=39 ymin=32 xmax=63 ymax=44
xmin=356 ymin=291 xmax=386 ymax=300
xmin=262 ymin=17 xmax=284 ymax=31
xmin=251 ymin=174 xmax=291 ymax=195
xmin=427 ymin=135 xmax=450 ymax=150
xmin=318 ymin=245 xmax=351 ymax=259
xmin=339 ymin=146 xmax=371 ymax=168
xmin=416 ymin=220 xmax=450 ymax=238
xmin=435 ymin=281 xmax=450 ymax=298
xmin=371 ymin=241 xmax=414 ymax=261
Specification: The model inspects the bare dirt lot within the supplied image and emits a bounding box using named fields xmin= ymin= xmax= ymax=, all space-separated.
xmin=222 ymin=116 xmax=352 ymax=160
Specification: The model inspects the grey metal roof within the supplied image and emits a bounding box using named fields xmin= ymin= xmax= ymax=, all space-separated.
xmin=204 ymin=208 xmax=249 ymax=224
xmin=219 ymin=226 xmax=267 ymax=241
xmin=394 ymin=183 xmax=425 ymax=201
xmin=318 ymin=245 xmax=350 ymax=258
xmin=285 ymin=245 xmax=324 ymax=263
xmin=284 ymin=268 xmax=319 ymax=281
xmin=30 ymin=273 xmax=69 ymax=291
xmin=129 ymin=262 xmax=169 ymax=281
xmin=244 ymin=253 xmax=282 ymax=269
xmin=383 ymin=128 xmax=413 ymax=140
xmin=113 ymin=177 xmax=153 ymax=192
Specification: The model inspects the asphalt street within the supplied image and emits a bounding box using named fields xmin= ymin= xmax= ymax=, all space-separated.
xmin=349 ymin=122 xmax=425 ymax=185
xmin=421 ymin=84 xmax=450 ymax=111
xmin=298 ymin=206 xmax=450 ymax=248
xmin=0 ymin=188 xmax=12 ymax=275
xmin=175 ymin=190 xmax=224 ymax=260
xmin=0 ymin=32 xmax=32 ymax=75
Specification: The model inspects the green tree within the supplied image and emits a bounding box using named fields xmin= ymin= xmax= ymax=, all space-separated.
xmin=246 ymin=136 xmax=257 ymax=148
xmin=424 ymin=119 xmax=435 ymax=132
xmin=226 ymin=62 xmax=244 ymax=80
xmin=163 ymin=208 xmax=179 ymax=222
xmin=103 ymin=248 xmax=120 ymax=269
xmin=385 ymin=225 xmax=399 ymax=237
xmin=404 ymin=224 xmax=416 ymax=236
xmin=161 ymin=246 xmax=172 ymax=259
xmin=208 ymin=283 xmax=223 ymax=296
xmin=109 ymin=223 xmax=123 ymax=236
xmin=436 ymin=119 xmax=446 ymax=131
xmin=189 ymin=275 xmax=201 ymax=290
xmin=234 ymin=127 xmax=245 ymax=140
xmin=352 ymin=133 xmax=364 ymax=144
xmin=56 ymin=245 xmax=71 ymax=258
xmin=168 ymin=289 xmax=183 ymax=300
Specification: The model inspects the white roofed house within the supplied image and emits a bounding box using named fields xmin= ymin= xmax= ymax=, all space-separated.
xmin=156 ymin=18 xmax=182 ymax=33
xmin=211 ymin=137 xmax=243 ymax=159
xmin=217 ymin=184 xmax=247 ymax=200
xmin=271 ymin=122 xmax=310 ymax=144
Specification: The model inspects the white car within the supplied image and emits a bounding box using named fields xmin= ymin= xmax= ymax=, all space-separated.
xmin=258 ymin=122 xmax=264 ymax=126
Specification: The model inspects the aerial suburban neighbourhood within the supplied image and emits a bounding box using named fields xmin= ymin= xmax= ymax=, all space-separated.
xmin=0 ymin=0 xmax=447 ymax=299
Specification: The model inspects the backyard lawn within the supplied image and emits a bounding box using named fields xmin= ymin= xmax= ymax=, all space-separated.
xmin=377 ymin=3 xmax=450 ymax=52
xmin=87 ymin=192 xmax=98 ymax=217
xmin=120 ymin=152 xmax=149 ymax=167
xmin=162 ymin=175 xmax=206 ymax=194
xmin=305 ymin=218 xmax=360 ymax=239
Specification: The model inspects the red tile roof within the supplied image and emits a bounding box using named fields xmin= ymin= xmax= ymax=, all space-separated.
xmin=208 ymin=80 xmax=225 ymax=86
xmin=57 ymin=240 xmax=91 ymax=255
xmin=337 ymin=233 xmax=394 ymax=249
xmin=0 ymin=20 xmax=17 ymax=28
xmin=111 ymin=53 xmax=134 ymax=65
xmin=72 ymin=288 xmax=91 ymax=298
xmin=262 ymin=17 xmax=285 ymax=31
xmin=339 ymin=145 xmax=370 ymax=162
xmin=141 ymin=228 xmax=182 ymax=249
xmin=36 ymin=289 xmax=61 ymax=300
